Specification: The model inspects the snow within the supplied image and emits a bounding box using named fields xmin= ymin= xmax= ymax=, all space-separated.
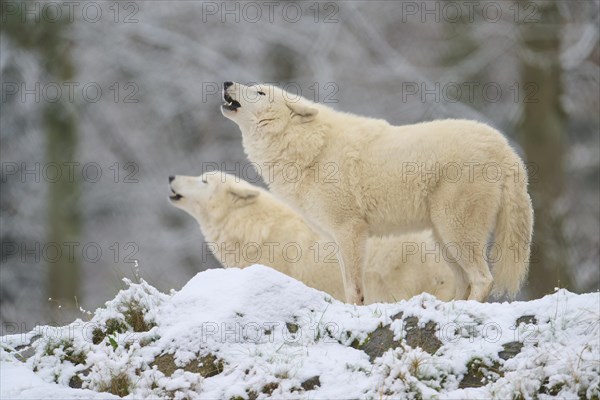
xmin=1 ymin=359 xmax=119 ymax=399
xmin=1 ymin=265 xmax=599 ymax=399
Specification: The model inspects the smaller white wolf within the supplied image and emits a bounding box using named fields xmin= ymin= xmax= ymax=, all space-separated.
xmin=169 ymin=172 xmax=455 ymax=303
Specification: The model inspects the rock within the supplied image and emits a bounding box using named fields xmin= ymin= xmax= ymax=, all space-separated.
xmin=13 ymin=334 xmax=41 ymax=362
xmin=301 ymin=376 xmax=321 ymax=391
xmin=189 ymin=353 xmax=225 ymax=377
xmin=498 ymin=341 xmax=524 ymax=360
xmin=69 ymin=374 xmax=83 ymax=389
xmin=516 ymin=315 xmax=537 ymax=326
xmin=14 ymin=346 xmax=37 ymax=362
xmin=359 ymin=325 xmax=402 ymax=362
xmin=404 ymin=317 xmax=442 ymax=355
xmin=152 ymin=352 xmax=224 ymax=378
xmin=355 ymin=313 xmax=442 ymax=362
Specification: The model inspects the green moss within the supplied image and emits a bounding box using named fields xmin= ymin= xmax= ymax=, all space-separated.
xmin=539 ymin=377 xmax=565 ymax=396
xmin=106 ymin=319 xmax=128 ymax=335
xmin=63 ymin=345 xmax=86 ymax=365
xmin=261 ymin=382 xmax=279 ymax=395
xmin=44 ymin=341 xmax=61 ymax=356
xmin=286 ymin=322 xmax=299 ymax=334
xmin=92 ymin=318 xmax=129 ymax=345
xmin=123 ymin=302 xmax=154 ymax=332
xmin=91 ymin=328 xmax=105 ymax=345
xmin=98 ymin=371 xmax=130 ymax=397
xmin=44 ymin=340 xmax=86 ymax=365
xmin=345 ymin=330 xmax=369 ymax=349
xmin=246 ymin=390 xmax=258 ymax=400
xmin=459 ymin=358 xmax=503 ymax=388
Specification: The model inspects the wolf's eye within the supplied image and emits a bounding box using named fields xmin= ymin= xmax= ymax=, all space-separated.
xmin=257 ymin=91 xmax=266 ymax=96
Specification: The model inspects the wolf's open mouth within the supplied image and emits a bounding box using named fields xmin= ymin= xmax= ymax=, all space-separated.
xmin=222 ymin=93 xmax=241 ymax=111
xmin=169 ymin=187 xmax=183 ymax=201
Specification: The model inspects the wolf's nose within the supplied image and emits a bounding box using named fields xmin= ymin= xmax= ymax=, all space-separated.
xmin=169 ymin=175 xmax=175 ymax=183
xmin=223 ymin=81 xmax=233 ymax=90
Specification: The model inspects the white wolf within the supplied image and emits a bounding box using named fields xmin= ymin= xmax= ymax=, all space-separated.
xmin=221 ymin=82 xmax=533 ymax=304
xmin=169 ymin=172 xmax=455 ymax=303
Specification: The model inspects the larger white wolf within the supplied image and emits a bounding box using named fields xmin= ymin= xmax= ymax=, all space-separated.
xmin=221 ymin=82 xmax=534 ymax=304
xmin=168 ymin=172 xmax=455 ymax=303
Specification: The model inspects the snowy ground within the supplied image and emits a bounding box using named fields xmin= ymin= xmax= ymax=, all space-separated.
xmin=1 ymin=265 xmax=599 ymax=399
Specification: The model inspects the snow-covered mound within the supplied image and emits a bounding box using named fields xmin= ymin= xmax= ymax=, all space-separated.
xmin=1 ymin=265 xmax=599 ymax=399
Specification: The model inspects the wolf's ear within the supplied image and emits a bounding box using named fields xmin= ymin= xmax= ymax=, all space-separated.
xmin=287 ymin=101 xmax=318 ymax=123
xmin=227 ymin=187 xmax=259 ymax=205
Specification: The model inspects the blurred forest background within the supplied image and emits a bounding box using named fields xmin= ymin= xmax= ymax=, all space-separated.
xmin=1 ymin=0 xmax=598 ymax=329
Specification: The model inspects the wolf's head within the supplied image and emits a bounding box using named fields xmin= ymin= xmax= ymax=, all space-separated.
xmin=168 ymin=172 xmax=260 ymax=223
xmin=221 ymin=82 xmax=326 ymax=172
xmin=221 ymin=82 xmax=318 ymax=136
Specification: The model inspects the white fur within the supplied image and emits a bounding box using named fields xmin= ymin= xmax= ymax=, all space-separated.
xmin=221 ymin=82 xmax=534 ymax=304
xmin=169 ymin=172 xmax=455 ymax=303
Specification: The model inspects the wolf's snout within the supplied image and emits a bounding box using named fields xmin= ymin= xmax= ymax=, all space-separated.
xmin=168 ymin=176 xmax=183 ymax=201
xmin=222 ymin=83 xmax=241 ymax=112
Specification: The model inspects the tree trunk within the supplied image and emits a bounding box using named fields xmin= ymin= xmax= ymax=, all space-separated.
xmin=1 ymin=3 xmax=81 ymax=304
xmin=517 ymin=1 xmax=572 ymax=297
xmin=45 ymin=101 xmax=80 ymax=304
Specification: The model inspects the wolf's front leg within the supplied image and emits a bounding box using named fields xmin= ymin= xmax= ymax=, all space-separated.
xmin=334 ymin=224 xmax=368 ymax=305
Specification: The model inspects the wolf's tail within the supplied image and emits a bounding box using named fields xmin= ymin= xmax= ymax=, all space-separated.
xmin=491 ymin=158 xmax=534 ymax=298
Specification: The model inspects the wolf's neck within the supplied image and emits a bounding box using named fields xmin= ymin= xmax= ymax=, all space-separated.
xmin=243 ymin=122 xmax=326 ymax=182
